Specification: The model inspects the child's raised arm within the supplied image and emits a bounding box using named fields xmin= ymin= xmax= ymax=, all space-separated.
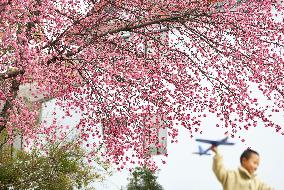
xmin=212 ymin=148 xmax=229 ymax=185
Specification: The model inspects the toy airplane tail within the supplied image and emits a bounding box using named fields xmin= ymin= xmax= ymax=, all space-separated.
xmin=193 ymin=145 xmax=211 ymax=156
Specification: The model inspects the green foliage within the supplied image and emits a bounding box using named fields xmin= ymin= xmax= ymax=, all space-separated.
xmin=0 ymin=144 xmax=106 ymax=190
xmin=127 ymin=167 xmax=164 ymax=190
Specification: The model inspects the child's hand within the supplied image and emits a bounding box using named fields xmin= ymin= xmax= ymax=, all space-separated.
xmin=211 ymin=146 xmax=218 ymax=154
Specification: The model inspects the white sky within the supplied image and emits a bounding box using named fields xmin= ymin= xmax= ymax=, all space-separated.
xmin=41 ymin=98 xmax=284 ymax=190
xmin=92 ymin=114 xmax=283 ymax=190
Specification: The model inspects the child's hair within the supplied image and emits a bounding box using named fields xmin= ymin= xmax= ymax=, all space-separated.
xmin=240 ymin=148 xmax=259 ymax=164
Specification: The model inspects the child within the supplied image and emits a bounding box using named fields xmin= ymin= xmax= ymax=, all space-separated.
xmin=211 ymin=146 xmax=273 ymax=190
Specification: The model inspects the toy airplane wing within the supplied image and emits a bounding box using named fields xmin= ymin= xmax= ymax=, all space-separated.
xmin=195 ymin=137 xmax=235 ymax=146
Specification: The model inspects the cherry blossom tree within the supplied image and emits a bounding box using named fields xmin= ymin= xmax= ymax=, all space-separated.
xmin=0 ymin=0 xmax=284 ymax=168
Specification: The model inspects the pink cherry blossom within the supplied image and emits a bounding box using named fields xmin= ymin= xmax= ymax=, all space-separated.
xmin=0 ymin=0 xmax=283 ymax=169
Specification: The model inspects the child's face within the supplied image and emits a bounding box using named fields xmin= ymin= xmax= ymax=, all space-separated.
xmin=242 ymin=153 xmax=260 ymax=175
